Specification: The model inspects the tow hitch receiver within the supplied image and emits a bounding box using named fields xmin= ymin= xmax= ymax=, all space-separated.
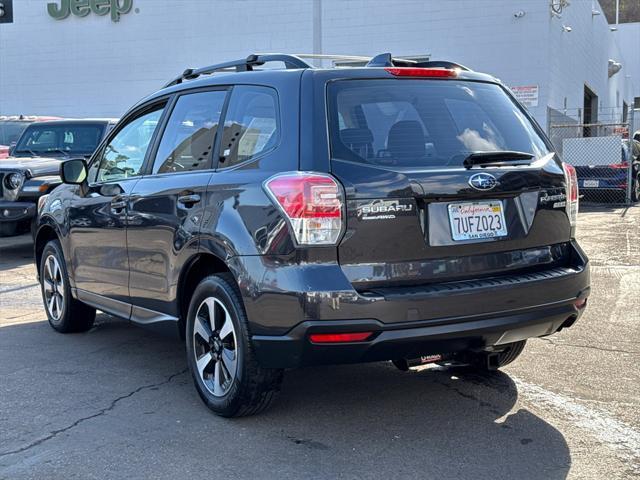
xmin=485 ymin=352 xmax=500 ymax=370
xmin=393 ymin=351 xmax=502 ymax=371
xmin=392 ymin=354 xmax=444 ymax=371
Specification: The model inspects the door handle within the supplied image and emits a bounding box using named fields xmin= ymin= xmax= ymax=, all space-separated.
xmin=177 ymin=194 xmax=201 ymax=206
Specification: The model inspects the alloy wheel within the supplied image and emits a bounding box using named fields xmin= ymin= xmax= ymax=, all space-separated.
xmin=192 ymin=297 xmax=238 ymax=397
xmin=43 ymin=254 xmax=65 ymax=321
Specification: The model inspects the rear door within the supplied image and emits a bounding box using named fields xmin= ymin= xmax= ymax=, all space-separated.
xmin=126 ymin=89 xmax=228 ymax=321
xmin=326 ymin=78 xmax=571 ymax=290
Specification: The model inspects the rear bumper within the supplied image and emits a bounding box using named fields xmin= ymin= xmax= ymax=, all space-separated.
xmin=577 ymin=173 xmax=630 ymax=191
xmin=235 ymin=241 xmax=590 ymax=368
xmin=252 ymin=299 xmax=587 ymax=368
xmin=0 ymin=201 xmax=36 ymax=223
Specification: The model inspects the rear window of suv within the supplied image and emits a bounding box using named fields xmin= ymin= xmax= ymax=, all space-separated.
xmin=327 ymin=80 xmax=550 ymax=168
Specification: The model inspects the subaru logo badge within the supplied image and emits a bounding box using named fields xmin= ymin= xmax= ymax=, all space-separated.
xmin=469 ymin=173 xmax=497 ymax=191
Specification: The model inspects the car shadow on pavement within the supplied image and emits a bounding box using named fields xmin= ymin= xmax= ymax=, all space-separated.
xmin=0 ymin=316 xmax=571 ymax=479
xmin=263 ymin=363 xmax=571 ymax=479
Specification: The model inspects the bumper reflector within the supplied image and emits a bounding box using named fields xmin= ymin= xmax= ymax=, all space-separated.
xmin=309 ymin=332 xmax=373 ymax=344
xmin=574 ymin=298 xmax=587 ymax=309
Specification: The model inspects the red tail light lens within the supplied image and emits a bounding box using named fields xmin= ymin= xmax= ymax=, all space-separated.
xmin=384 ymin=67 xmax=457 ymax=78
xmin=562 ymin=162 xmax=579 ymax=227
xmin=309 ymin=332 xmax=373 ymax=343
xmin=265 ymin=172 xmax=344 ymax=245
xmin=609 ymin=162 xmax=629 ymax=169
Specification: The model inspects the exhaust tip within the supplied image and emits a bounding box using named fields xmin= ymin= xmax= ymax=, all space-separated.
xmin=559 ymin=315 xmax=578 ymax=331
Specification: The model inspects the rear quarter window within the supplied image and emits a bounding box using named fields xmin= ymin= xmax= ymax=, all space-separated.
xmin=217 ymin=85 xmax=279 ymax=168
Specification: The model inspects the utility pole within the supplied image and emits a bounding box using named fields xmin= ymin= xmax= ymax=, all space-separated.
xmin=313 ymin=0 xmax=322 ymax=67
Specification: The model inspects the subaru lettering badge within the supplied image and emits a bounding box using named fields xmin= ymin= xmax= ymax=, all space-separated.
xmin=469 ymin=173 xmax=498 ymax=191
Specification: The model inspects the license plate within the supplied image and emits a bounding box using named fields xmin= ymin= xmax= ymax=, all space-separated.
xmin=448 ymin=201 xmax=507 ymax=241
xmin=583 ymin=180 xmax=599 ymax=188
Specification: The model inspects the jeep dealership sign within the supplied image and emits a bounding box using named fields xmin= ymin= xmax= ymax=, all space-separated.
xmin=47 ymin=0 xmax=133 ymax=22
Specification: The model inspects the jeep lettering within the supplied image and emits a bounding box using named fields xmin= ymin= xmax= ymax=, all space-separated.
xmin=47 ymin=0 xmax=132 ymax=22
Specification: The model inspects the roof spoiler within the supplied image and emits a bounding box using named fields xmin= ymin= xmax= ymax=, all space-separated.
xmin=366 ymin=52 xmax=471 ymax=71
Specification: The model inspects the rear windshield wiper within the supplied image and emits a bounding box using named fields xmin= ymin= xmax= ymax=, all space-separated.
xmin=463 ymin=151 xmax=534 ymax=169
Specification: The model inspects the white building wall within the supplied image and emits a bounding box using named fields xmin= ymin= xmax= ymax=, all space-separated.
xmin=545 ymin=0 xmax=633 ymax=125
xmin=0 ymin=0 xmax=315 ymax=117
xmin=320 ymin=0 xmax=551 ymax=123
xmin=615 ymin=22 xmax=640 ymax=102
xmin=0 ymin=0 xmax=636 ymax=130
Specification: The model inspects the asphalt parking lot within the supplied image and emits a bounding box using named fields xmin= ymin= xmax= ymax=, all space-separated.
xmin=1 ymin=206 xmax=639 ymax=480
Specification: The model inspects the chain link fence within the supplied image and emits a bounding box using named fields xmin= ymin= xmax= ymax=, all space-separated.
xmin=548 ymin=107 xmax=639 ymax=205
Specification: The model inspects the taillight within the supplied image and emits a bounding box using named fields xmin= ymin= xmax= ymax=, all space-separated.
xmin=609 ymin=162 xmax=629 ymax=169
xmin=264 ymin=172 xmax=344 ymax=245
xmin=384 ymin=67 xmax=457 ymax=78
xmin=562 ymin=162 xmax=579 ymax=227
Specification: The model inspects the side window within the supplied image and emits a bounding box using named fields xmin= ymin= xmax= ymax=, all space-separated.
xmin=152 ymin=90 xmax=227 ymax=174
xmin=90 ymin=107 xmax=164 ymax=183
xmin=218 ymin=86 xmax=279 ymax=168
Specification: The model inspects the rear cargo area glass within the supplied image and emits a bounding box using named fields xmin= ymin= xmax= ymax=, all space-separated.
xmin=328 ymin=80 xmax=550 ymax=168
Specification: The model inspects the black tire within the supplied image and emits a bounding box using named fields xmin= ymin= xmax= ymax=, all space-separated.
xmin=492 ymin=340 xmax=527 ymax=368
xmin=185 ymin=273 xmax=283 ymax=417
xmin=632 ymin=176 xmax=640 ymax=203
xmin=40 ymin=240 xmax=96 ymax=333
xmin=462 ymin=340 xmax=527 ymax=371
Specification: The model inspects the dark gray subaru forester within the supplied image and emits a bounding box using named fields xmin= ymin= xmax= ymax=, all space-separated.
xmin=35 ymin=53 xmax=590 ymax=417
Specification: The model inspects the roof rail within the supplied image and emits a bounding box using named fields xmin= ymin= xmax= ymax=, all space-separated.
xmin=163 ymin=54 xmax=312 ymax=88
xmin=163 ymin=53 xmax=473 ymax=88
xmin=366 ymin=53 xmax=471 ymax=71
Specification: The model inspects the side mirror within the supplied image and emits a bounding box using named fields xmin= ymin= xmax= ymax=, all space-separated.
xmin=8 ymin=144 xmax=15 ymax=157
xmin=60 ymin=158 xmax=88 ymax=185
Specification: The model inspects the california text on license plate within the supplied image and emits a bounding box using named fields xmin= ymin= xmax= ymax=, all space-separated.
xmin=448 ymin=201 xmax=508 ymax=241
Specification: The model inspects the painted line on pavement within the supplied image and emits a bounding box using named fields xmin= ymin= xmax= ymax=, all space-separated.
xmin=515 ymin=378 xmax=640 ymax=469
